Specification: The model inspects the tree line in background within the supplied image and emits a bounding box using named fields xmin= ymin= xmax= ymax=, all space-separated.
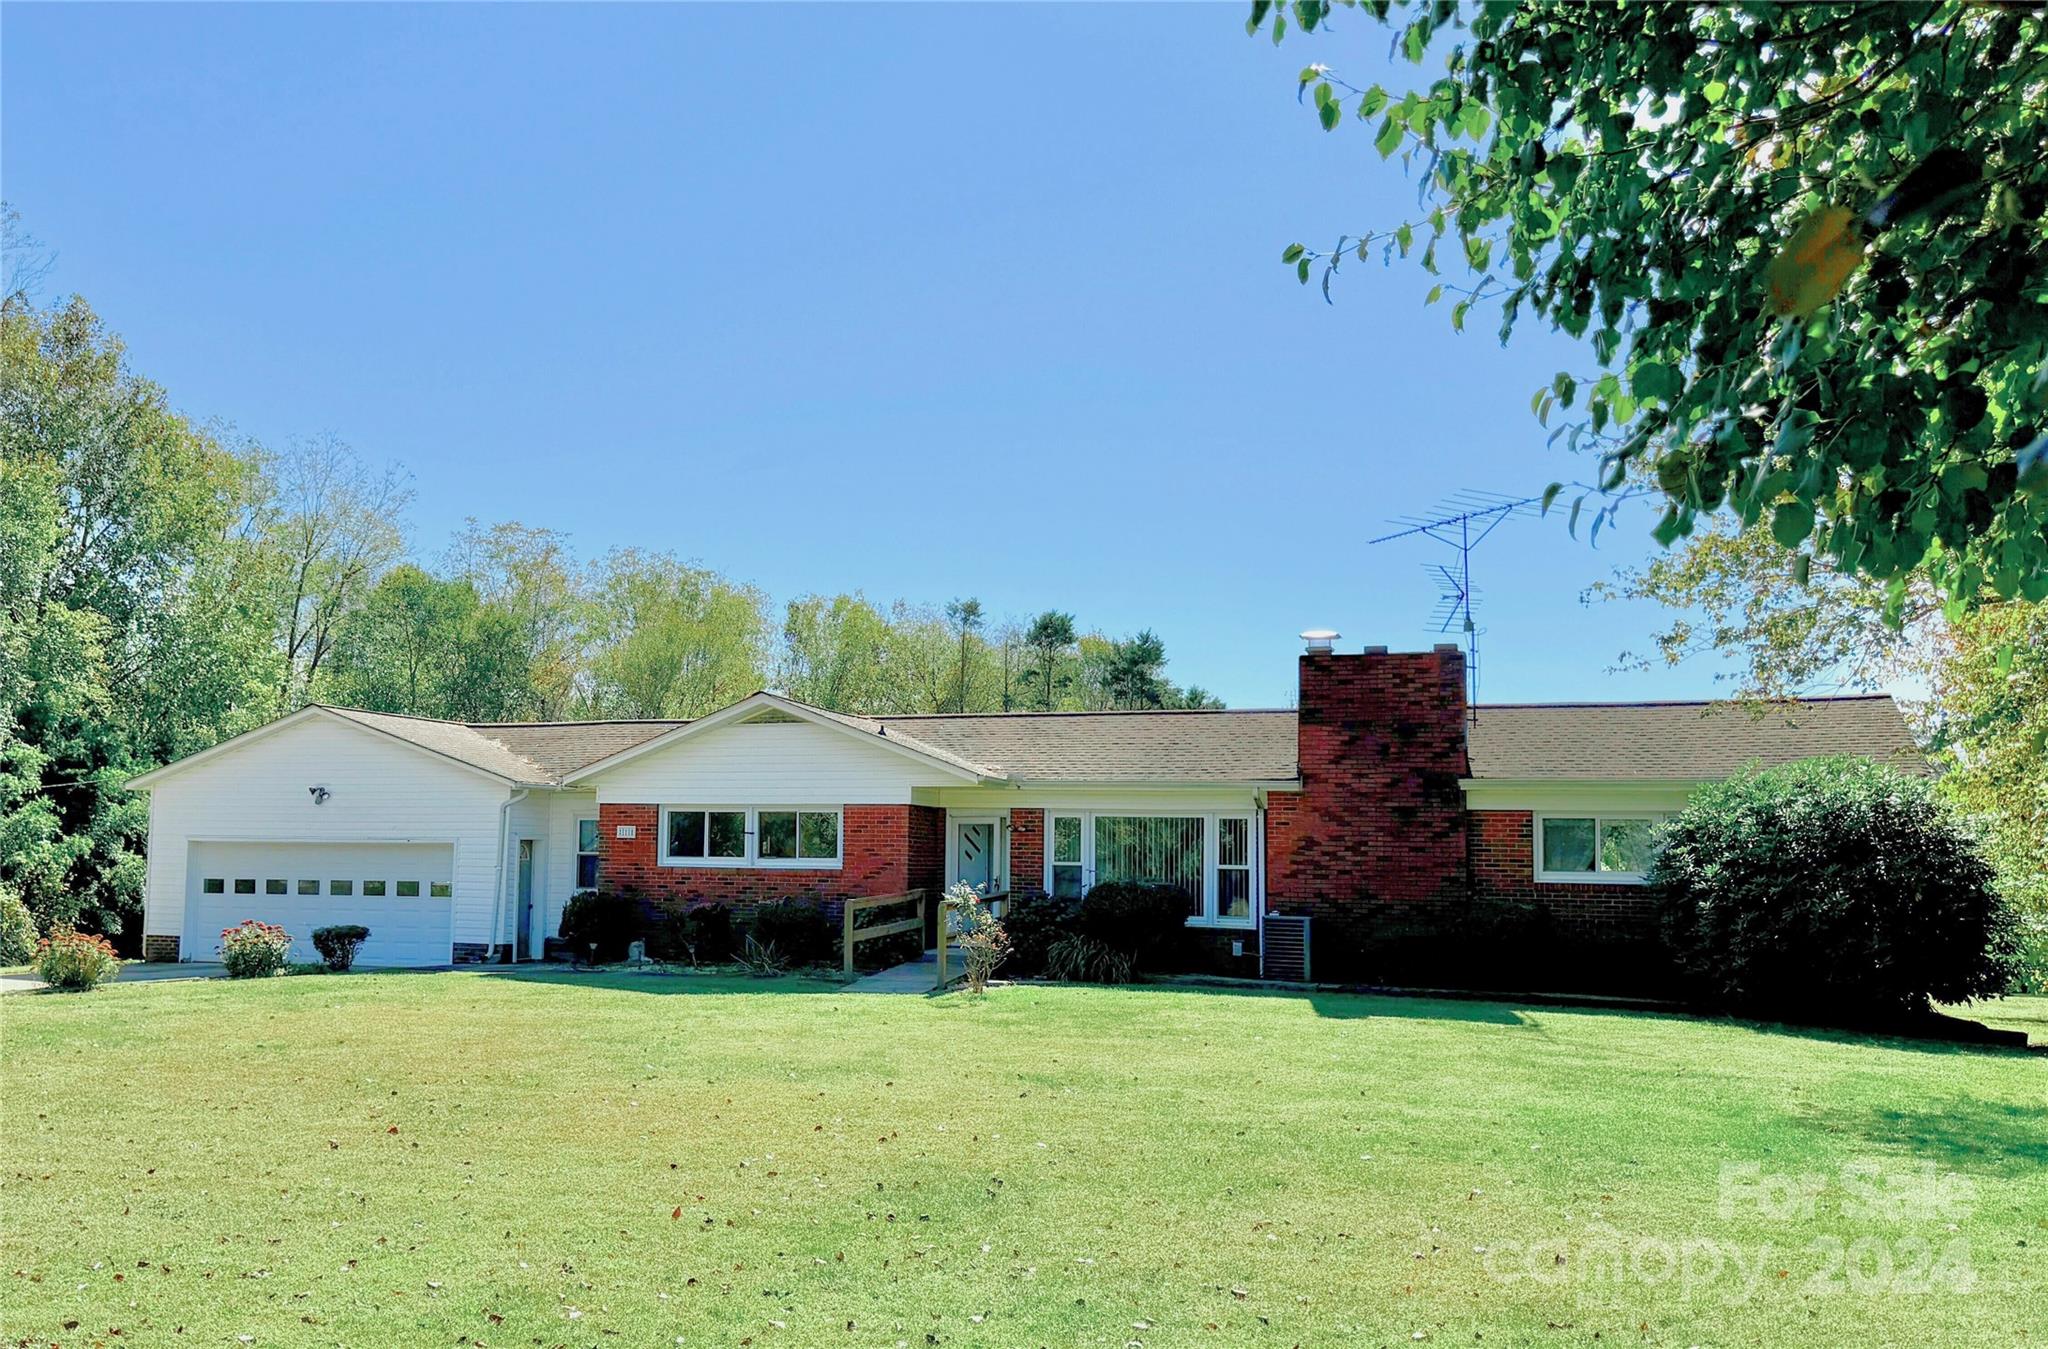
xmin=0 ymin=287 xmax=1218 ymax=946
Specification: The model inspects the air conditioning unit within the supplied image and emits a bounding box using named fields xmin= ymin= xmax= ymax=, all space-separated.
xmin=1260 ymin=913 xmax=1310 ymax=982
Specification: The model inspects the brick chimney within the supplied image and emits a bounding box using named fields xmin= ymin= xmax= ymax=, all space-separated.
xmin=1265 ymin=642 xmax=1470 ymax=978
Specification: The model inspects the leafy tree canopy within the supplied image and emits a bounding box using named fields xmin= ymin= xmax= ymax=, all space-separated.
xmin=1261 ymin=0 xmax=2048 ymax=611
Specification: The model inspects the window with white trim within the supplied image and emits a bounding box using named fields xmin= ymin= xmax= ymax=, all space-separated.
xmin=1536 ymin=814 xmax=1664 ymax=883
xmin=1044 ymin=809 xmax=1258 ymax=926
xmin=660 ymin=806 xmax=843 ymax=869
xmin=576 ymin=818 xmax=601 ymax=889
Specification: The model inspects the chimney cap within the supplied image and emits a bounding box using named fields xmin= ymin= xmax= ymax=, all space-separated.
xmin=1434 ymin=642 xmax=1462 ymax=654
xmin=1300 ymin=628 xmax=1339 ymax=654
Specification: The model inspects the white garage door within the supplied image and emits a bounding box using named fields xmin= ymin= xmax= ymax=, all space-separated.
xmin=186 ymin=842 xmax=455 ymax=968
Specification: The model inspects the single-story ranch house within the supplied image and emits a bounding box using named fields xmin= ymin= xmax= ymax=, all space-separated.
xmin=127 ymin=639 xmax=1926 ymax=980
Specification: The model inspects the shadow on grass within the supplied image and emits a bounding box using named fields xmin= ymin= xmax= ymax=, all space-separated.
xmin=1796 ymin=1098 xmax=2048 ymax=1175
xmin=489 ymin=967 xmax=851 ymax=997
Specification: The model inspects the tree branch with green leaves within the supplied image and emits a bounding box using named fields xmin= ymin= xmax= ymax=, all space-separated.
xmin=1258 ymin=0 xmax=2048 ymax=608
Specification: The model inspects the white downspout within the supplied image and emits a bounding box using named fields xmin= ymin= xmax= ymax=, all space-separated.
xmin=493 ymin=789 xmax=529 ymax=963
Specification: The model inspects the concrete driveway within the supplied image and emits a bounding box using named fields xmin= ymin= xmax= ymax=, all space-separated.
xmin=0 ymin=961 xmax=228 ymax=994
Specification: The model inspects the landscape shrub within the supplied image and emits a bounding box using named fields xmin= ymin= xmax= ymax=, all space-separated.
xmin=750 ymin=897 xmax=834 ymax=966
xmin=1074 ymin=881 xmax=1186 ymax=971
xmin=311 ymin=924 xmax=370 ymax=972
xmin=647 ymin=900 xmax=736 ymax=965
xmin=1003 ymin=892 xmax=1080 ymax=976
xmin=219 ymin=920 xmax=293 ymax=979
xmin=0 ymin=882 xmax=36 ymax=965
xmin=2005 ymin=910 xmax=2048 ymax=997
xmin=1044 ymin=933 xmax=1136 ymax=985
xmin=32 ymin=926 xmax=120 ymax=991
xmin=735 ymin=933 xmax=793 ymax=976
xmin=559 ymin=889 xmax=642 ymax=963
xmin=1651 ymin=756 xmax=2020 ymax=1019
xmin=944 ymin=882 xmax=1011 ymax=993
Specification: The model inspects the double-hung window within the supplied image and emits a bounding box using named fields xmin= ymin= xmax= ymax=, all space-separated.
xmin=1536 ymin=814 xmax=1663 ymax=883
xmin=660 ymin=806 xmax=842 ymax=869
xmin=575 ymin=818 xmax=601 ymax=889
xmin=1045 ymin=810 xmax=1258 ymax=926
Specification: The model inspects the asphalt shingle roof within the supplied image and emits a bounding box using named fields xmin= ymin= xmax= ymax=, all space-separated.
xmin=1463 ymin=695 xmax=1927 ymax=780
xmin=874 ymin=709 xmax=1301 ymax=782
xmin=314 ymin=693 xmax=1924 ymax=787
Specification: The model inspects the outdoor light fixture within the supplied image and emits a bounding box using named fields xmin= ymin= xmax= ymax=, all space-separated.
xmin=308 ymin=785 xmax=332 ymax=804
xmin=1300 ymin=629 xmax=1339 ymax=654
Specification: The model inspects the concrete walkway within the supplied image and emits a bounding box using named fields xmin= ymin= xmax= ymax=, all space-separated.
xmin=0 ymin=961 xmax=229 ymax=994
xmin=846 ymin=949 xmax=959 ymax=994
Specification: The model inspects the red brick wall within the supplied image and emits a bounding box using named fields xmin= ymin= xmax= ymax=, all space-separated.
xmin=596 ymin=802 xmax=944 ymax=911
xmin=1266 ymin=647 xmax=1470 ymax=978
xmin=1469 ymin=809 xmax=1659 ymax=939
xmin=1008 ymin=808 xmax=1044 ymax=896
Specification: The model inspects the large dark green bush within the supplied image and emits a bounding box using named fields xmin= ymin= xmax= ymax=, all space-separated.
xmin=750 ymin=897 xmax=834 ymax=966
xmin=1003 ymin=892 xmax=1080 ymax=976
xmin=1651 ymin=757 xmax=2019 ymax=1019
xmin=1074 ymin=881 xmax=1186 ymax=971
xmin=311 ymin=924 xmax=370 ymax=972
xmin=559 ymin=890 xmax=642 ymax=963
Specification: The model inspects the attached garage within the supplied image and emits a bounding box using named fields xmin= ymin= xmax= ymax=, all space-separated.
xmin=186 ymin=841 xmax=455 ymax=967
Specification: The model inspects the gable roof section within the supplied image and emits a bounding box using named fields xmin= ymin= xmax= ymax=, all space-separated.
xmin=1464 ymin=695 xmax=1927 ymax=781
xmin=125 ymin=704 xmax=552 ymax=790
xmin=557 ymin=692 xmax=998 ymax=784
xmin=875 ymin=709 xmax=1301 ymax=783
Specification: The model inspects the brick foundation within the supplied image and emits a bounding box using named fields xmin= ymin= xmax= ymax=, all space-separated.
xmin=453 ymin=942 xmax=511 ymax=964
xmin=143 ymin=934 xmax=180 ymax=963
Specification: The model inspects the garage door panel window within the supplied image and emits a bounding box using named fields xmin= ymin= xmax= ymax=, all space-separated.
xmin=233 ymin=878 xmax=255 ymax=894
xmin=330 ymin=880 xmax=352 ymax=896
xmin=396 ymin=880 xmax=420 ymax=897
xmin=363 ymin=880 xmax=386 ymax=896
xmin=202 ymin=877 xmax=225 ymax=894
xmin=297 ymin=879 xmax=318 ymax=895
xmin=265 ymin=879 xmax=287 ymax=895
xmin=661 ymin=806 xmax=842 ymax=869
xmin=431 ymin=882 xmax=451 ymax=898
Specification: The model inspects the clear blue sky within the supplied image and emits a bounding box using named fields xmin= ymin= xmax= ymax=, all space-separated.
xmin=4 ymin=2 xmax=1757 ymax=709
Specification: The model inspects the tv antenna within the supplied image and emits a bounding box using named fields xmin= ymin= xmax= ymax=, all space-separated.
xmin=1368 ymin=490 xmax=1538 ymax=716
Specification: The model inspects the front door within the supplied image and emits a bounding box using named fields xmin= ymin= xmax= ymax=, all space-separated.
xmin=515 ymin=839 xmax=535 ymax=961
xmin=955 ymin=819 xmax=997 ymax=896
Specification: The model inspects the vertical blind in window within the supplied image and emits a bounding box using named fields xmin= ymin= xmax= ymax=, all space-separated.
xmin=1093 ymin=816 xmax=1206 ymax=914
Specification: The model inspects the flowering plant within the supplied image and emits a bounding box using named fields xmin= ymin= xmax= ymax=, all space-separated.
xmin=219 ymin=920 xmax=294 ymax=978
xmin=33 ymin=926 xmax=121 ymax=991
xmin=944 ymin=882 xmax=1012 ymax=995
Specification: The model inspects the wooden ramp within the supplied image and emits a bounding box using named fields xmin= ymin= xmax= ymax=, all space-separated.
xmin=845 ymin=948 xmax=953 ymax=994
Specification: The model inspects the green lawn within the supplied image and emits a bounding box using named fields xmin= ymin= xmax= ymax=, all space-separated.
xmin=3 ymin=974 xmax=2042 ymax=1347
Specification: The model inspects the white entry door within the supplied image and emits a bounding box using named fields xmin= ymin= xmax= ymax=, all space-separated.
xmin=185 ymin=841 xmax=454 ymax=967
xmin=949 ymin=816 xmax=1003 ymax=896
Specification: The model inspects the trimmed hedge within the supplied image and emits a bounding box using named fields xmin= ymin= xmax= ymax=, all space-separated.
xmin=1651 ymin=756 xmax=2019 ymax=1018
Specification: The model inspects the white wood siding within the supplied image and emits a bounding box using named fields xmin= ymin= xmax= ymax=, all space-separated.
xmin=141 ymin=716 xmax=513 ymax=954
xmin=544 ymin=790 xmax=599 ymax=938
xmin=588 ymin=720 xmax=949 ymax=806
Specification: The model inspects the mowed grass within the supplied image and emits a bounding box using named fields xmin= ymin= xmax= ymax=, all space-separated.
xmin=2 ymin=975 xmax=2043 ymax=1347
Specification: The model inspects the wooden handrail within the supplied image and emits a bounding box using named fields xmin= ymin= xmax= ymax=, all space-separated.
xmin=842 ymin=889 xmax=927 ymax=975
